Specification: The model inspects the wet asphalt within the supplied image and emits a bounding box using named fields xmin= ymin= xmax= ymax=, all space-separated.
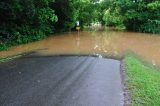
xmin=0 ymin=56 xmax=123 ymax=106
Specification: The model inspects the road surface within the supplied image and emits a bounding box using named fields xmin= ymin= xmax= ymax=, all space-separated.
xmin=0 ymin=56 xmax=123 ymax=106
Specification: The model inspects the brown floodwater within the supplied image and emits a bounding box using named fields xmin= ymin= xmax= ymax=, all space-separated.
xmin=0 ymin=30 xmax=160 ymax=65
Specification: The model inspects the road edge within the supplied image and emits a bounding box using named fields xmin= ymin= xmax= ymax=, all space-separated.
xmin=120 ymin=59 xmax=131 ymax=106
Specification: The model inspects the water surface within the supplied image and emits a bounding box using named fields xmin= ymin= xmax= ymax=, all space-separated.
xmin=0 ymin=30 xmax=160 ymax=65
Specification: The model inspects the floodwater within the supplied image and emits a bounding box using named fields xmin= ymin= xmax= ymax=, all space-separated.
xmin=0 ymin=30 xmax=160 ymax=65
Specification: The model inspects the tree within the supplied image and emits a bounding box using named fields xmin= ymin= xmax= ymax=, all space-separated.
xmin=101 ymin=0 xmax=160 ymax=33
xmin=0 ymin=0 xmax=57 ymax=50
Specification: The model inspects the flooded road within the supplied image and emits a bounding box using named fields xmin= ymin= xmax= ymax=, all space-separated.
xmin=0 ymin=30 xmax=160 ymax=65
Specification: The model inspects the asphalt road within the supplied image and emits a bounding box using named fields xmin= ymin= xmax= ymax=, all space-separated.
xmin=0 ymin=56 xmax=123 ymax=106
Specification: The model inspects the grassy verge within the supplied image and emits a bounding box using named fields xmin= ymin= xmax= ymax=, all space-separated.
xmin=124 ymin=55 xmax=160 ymax=106
xmin=0 ymin=54 xmax=22 ymax=63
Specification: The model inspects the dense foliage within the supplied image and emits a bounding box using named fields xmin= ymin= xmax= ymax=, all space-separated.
xmin=0 ymin=0 xmax=100 ymax=50
xmin=51 ymin=0 xmax=101 ymax=32
xmin=101 ymin=0 xmax=160 ymax=33
xmin=0 ymin=0 xmax=160 ymax=51
xmin=51 ymin=0 xmax=77 ymax=32
xmin=0 ymin=0 xmax=57 ymax=50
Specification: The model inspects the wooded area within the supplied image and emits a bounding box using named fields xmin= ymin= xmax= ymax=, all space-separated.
xmin=0 ymin=0 xmax=160 ymax=51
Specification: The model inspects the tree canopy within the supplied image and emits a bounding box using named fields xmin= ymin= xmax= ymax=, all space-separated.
xmin=0 ymin=0 xmax=160 ymax=50
xmin=101 ymin=0 xmax=160 ymax=32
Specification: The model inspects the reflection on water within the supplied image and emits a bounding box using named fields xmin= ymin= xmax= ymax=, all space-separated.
xmin=0 ymin=31 xmax=160 ymax=65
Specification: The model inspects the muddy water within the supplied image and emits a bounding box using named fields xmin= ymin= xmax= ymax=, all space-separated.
xmin=0 ymin=31 xmax=160 ymax=65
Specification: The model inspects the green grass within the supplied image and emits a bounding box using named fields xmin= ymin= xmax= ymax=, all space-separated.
xmin=0 ymin=55 xmax=22 ymax=63
xmin=124 ymin=56 xmax=160 ymax=106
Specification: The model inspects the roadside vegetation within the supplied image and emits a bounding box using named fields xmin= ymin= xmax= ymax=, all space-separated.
xmin=0 ymin=54 xmax=22 ymax=62
xmin=101 ymin=0 xmax=160 ymax=33
xmin=0 ymin=0 xmax=100 ymax=51
xmin=0 ymin=0 xmax=160 ymax=51
xmin=124 ymin=55 xmax=160 ymax=106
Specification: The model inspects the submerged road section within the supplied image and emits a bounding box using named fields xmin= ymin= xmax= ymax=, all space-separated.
xmin=0 ymin=56 xmax=123 ymax=106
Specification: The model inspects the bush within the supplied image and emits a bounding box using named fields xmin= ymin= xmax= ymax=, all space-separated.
xmin=15 ymin=25 xmax=49 ymax=44
xmin=0 ymin=43 xmax=8 ymax=51
xmin=102 ymin=8 xmax=125 ymax=29
xmin=100 ymin=0 xmax=160 ymax=34
xmin=0 ymin=0 xmax=57 ymax=50
xmin=139 ymin=20 xmax=160 ymax=34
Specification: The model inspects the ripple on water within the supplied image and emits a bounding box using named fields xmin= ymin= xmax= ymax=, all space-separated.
xmin=0 ymin=31 xmax=160 ymax=65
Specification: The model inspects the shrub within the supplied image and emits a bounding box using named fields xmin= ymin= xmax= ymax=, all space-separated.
xmin=0 ymin=43 xmax=8 ymax=51
xmin=102 ymin=8 xmax=125 ymax=29
xmin=139 ymin=20 xmax=160 ymax=34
